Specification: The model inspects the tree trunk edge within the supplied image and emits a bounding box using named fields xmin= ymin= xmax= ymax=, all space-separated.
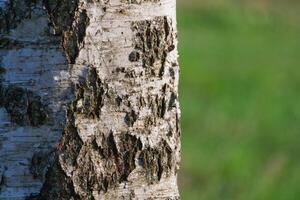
xmin=0 ymin=0 xmax=180 ymax=199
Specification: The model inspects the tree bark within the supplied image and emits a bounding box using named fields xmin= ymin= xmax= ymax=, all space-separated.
xmin=0 ymin=0 xmax=180 ymax=199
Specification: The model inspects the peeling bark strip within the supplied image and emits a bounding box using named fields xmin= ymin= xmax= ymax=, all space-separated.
xmin=1 ymin=0 xmax=180 ymax=199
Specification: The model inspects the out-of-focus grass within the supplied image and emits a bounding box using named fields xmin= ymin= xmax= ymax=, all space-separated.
xmin=178 ymin=1 xmax=300 ymax=199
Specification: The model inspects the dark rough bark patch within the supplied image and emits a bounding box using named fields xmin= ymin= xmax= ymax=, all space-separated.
xmin=118 ymin=133 xmax=143 ymax=181
xmin=27 ymin=95 xmax=49 ymax=126
xmin=76 ymin=137 xmax=119 ymax=196
xmin=122 ymin=0 xmax=159 ymax=4
xmin=44 ymin=0 xmax=90 ymax=64
xmin=26 ymin=158 xmax=81 ymax=200
xmin=167 ymin=126 xmax=173 ymax=137
xmin=176 ymin=113 xmax=180 ymax=136
xmin=28 ymin=105 xmax=84 ymax=199
xmin=124 ymin=110 xmax=138 ymax=127
xmin=0 ymin=86 xmax=48 ymax=126
xmin=59 ymin=106 xmax=84 ymax=167
xmin=43 ymin=0 xmax=79 ymax=35
xmin=157 ymin=96 xmax=166 ymax=118
xmin=62 ymin=9 xmax=89 ymax=64
xmin=94 ymin=132 xmax=142 ymax=183
xmin=147 ymin=93 xmax=167 ymax=120
xmin=107 ymin=131 xmax=119 ymax=157
xmin=115 ymin=96 xmax=123 ymax=106
xmin=30 ymin=151 xmax=53 ymax=179
xmin=18 ymin=1 xmax=179 ymax=198
xmin=28 ymin=2 xmax=92 ymax=196
xmin=73 ymin=146 xmax=102 ymax=199
xmin=0 ymin=0 xmax=39 ymax=33
xmin=128 ymin=51 xmax=140 ymax=62
xmin=86 ymin=0 xmax=109 ymax=3
xmin=0 ymin=1 xmax=56 ymax=49
xmin=75 ymin=67 xmax=106 ymax=119
xmin=169 ymin=67 xmax=175 ymax=79
xmin=92 ymin=132 xmax=118 ymax=159
xmin=0 ymin=67 xmax=6 ymax=74
xmin=59 ymin=132 xmax=143 ymax=199
xmin=34 ymin=76 xmax=143 ymax=198
xmin=168 ymin=92 xmax=177 ymax=111
xmin=147 ymin=197 xmax=180 ymax=200
xmin=0 ymin=165 xmax=5 ymax=192
xmin=138 ymin=140 xmax=173 ymax=184
xmin=131 ymin=16 xmax=174 ymax=77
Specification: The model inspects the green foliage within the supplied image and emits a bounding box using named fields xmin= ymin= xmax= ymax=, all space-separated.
xmin=178 ymin=2 xmax=300 ymax=199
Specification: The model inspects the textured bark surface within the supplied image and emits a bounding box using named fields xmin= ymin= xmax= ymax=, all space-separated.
xmin=0 ymin=0 xmax=180 ymax=199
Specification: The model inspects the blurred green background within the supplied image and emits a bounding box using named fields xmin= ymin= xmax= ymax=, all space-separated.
xmin=177 ymin=0 xmax=300 ymax=199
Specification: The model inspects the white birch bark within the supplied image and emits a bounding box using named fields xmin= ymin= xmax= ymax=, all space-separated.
xmin=0 ymin=0 xmax=180 ymax=199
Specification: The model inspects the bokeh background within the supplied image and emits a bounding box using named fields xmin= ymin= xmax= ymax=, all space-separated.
xmin=177 ymin=0 xmax=300 ymax=199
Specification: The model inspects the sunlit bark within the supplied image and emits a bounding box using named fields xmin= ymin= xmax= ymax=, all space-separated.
xmin=0 ymin=0 xmax=180 ymax=199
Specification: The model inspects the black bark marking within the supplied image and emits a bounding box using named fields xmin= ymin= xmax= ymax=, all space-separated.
xmin=119 ymin=133 xmax=143 ymax=182
xmin=26 ymin=159 xmax=81 ymax=200
xmin=17 ymin=1 xmax=179 ymax=198
xmin=27 ymin=3 xmax=94 ymax=195
xmin=43 ymin=0 xmax=79 ymax=35
xmin=107 ymin=131 xmax=119 ymax=157
xmin=59 ymin=107 xmax=84 ymax=167
xmin=34 ymin=75 xmax=144 ymax=198
xmin=131 ymin=16 xmax=174 ymax=77
xmin=0 ymin=0 xmax=39 ymax=33
xmin=28 ymin=103 xmax=84 ymax=199
xmin=44 ymin=0 xmax=90 ymax=64
xmin=138 ymin=140 xmax=173 ymax=184
xmin=115 ymin=96 xmax=122 ymax=106
xmin=122 ymin=0 xmax=159 ymax=4
xmin=0 ymin=165 xmax=5 ymax=192
xmin=124 ymin=110 xmax=138 ymax=127
xmin=128 ymin=51 xmax=140 ymax=62
xmin=0 ymin=86 xmax=48 ymax=126
xmin=0 ymin=67 xmax=6 ymax=74
xmin=168 ymin=92 xmax=177 ymax=111
xmin=176 ymin=112 xmax=180 ymax=135
xmin=62 ymin=132 xmax=143 ymax=198
xmin=30 ymin=151 xmax=52 ymax=179
xmin=3 ymin=86 xmax=28 ymax=125
xmin=75 ymin=67 xmax=106 ymax=119
xmin=157 ymin=97 xmax=166 ymax=118
xmin=169 ymin=67 xmax=175 ymax=79
xmin=62 ymin=9 xmax=89 ymax=64
xmin=27 ymin=95 xmax=48 ymax=126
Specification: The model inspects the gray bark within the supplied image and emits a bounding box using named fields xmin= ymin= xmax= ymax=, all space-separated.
xmin=0 ymin=0 xmax=180 ymax=199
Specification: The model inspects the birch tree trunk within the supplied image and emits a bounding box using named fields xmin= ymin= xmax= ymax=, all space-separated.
xmin=0 ymin=0 xmax=180 ymax=199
